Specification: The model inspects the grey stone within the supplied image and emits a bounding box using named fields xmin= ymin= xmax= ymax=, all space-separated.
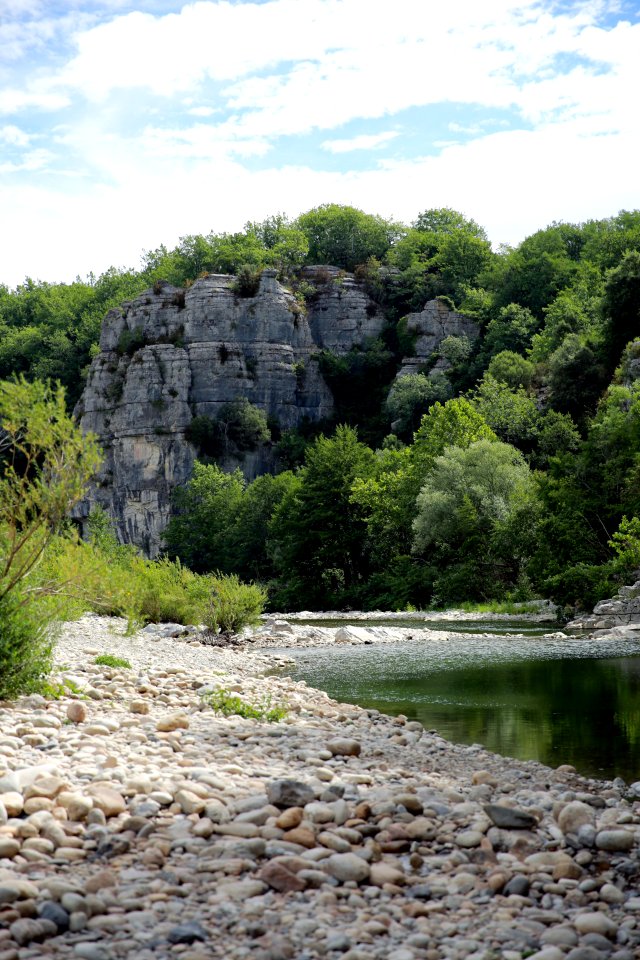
xmin=484 ymin=803 xmax=538 ymax=829
xmin=9 ymin=918 xmax=47 ymax=946
xmin=74 ymin=945 xmax=111 ymax=960
xmin=557 ymin=801 xmax=595 ymax=834
xmin=167 ymin=921 xmax=208 ymax=944
xmin=541 ymin=926 xmax=578 ymax=947
xmin=595 ymin=829 xmax=635 ymax=852
xmin=326 ymin=933 xmax=352 ymax=952
xmin=75 ymin=269 xmax=476 ymax=555
xmin=266 ymin=779 xmax=315 ymax=808
xmin=326 ymin=738 xmax=361 ymax=757
xmin=324 ymin=853 xmax=371 ymax=883
xmin=503 ymin=874 xmax=530 ymax=896
xmin=38 ymin=900 xmax=70 ymax=932
xmin=566 ymin=949 xmax=609 ymax=960
xmin=582 ymin=933 xmax=615 ymax=952
xmin=578 ymin=823 xmax=597 ymax=847
xmin=74 ymin=270 xmax=378 ymax=555
xmin=394 ymin=297 xmax=480 ymax=381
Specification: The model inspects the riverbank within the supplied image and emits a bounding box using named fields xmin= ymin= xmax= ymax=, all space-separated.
xmin=248 ymin=613 xmax=567 ymax=650
xmin=275 ymin=601 xmax=560 ymax=623
xmin=0 ymin=614 xmax=639 ymax=960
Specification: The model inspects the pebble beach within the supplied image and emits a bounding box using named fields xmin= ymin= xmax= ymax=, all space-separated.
xmin=0 ymin=614 xmax=639 ymax=960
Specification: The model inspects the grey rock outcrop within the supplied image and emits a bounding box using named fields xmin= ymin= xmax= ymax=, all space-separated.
xmin=301 ymin=265 xmax=385 ymax=352
xmin=75 ymin=269 xmax=480 ymax=555
xmin=395 ymin=297 xmax=480 ymax=380
xmin=567 ymin=580 xmax=640 ymax=636
xmin=75 ymin=269 xmax=380 ymax=555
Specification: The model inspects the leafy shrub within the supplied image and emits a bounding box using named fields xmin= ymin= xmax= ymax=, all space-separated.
xmin=185 ymin=415 xmax=218 ymax=457
xmin=94 ymin=653 xmax=132 ymax=668
xmin=47 ymin=536 xmax=209 ymax=627
xmin=0 ymin=593 xmax=55 ymax=700
xmin=231 ymin=264 xmax=261 ymax=297
xmin=488 ymin=350 xmax=535 ymax=389
xmin=202 ymin=687 xmax=287 ymax=722
xmin=185 ymin=400 xmax=270 ymax=459
xmin=116 ymin=328 xmax=146 ymax=356
xmin=204 ymin=574 xmax=267 ymax=634
xmin=47 ymin=510 xmax=265 ymax=633
xmin=0 ymin=377 xmax=101 ymax=698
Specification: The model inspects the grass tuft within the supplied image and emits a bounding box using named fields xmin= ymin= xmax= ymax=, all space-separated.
xmin=94 ymin=653 xmax=132 ymax=669
xmin=202 ymin=687 xmax=287 ymax=722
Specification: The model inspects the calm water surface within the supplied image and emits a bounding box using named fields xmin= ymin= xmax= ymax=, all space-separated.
xmin=277 ymin=622 xmax=640 ymax=782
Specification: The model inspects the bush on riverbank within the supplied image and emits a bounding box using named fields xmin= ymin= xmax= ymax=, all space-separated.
xmin=0 ymin=378 xmax=101 ymax=699
xmin=45 ymin=510 xmax=267 ymax=633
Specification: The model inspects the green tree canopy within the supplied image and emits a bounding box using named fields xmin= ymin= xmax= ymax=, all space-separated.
xmin=412 ymin=439 xmax=539 ymax=602
xmin=296 ymin=204 xmax=400 ymax=272
xmin=385 ymin=372 xmax=451 ymax=440
xmin=163 ymin=463 xmax=246 ymax=574
xmin=270 ymin=425 xmax=375 ymax=607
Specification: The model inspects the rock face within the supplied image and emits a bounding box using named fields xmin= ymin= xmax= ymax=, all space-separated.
xmin=567 ymin=580 xmax=640 ymax=635
xmin=76 ymin=269 xmax=479 ymax=555
xmin=395 ymin=297 xmax=480 ymax=380
xmin=75 ymin=269 xmax=379 ymax=555
xmin=301 ymin=265 xmax=385 ymax=352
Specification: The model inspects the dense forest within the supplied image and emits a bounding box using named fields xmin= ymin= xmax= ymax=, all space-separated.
xmin=2 ymin=204 xmax=640 ymax=614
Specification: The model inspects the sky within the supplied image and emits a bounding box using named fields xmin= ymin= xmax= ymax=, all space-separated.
xmin=1 ymin=0 xmax=639 ymax=289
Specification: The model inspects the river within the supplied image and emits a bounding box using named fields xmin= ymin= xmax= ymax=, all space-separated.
xmin=274 ymin=618 xmax=640 ymax=782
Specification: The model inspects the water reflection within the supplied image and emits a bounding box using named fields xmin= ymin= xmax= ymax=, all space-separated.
xmin=283 ymin=639 xmax=640 ymax=781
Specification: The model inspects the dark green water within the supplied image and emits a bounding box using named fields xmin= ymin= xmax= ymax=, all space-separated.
xmin=279 ymin=628 xmax=640 ymax=782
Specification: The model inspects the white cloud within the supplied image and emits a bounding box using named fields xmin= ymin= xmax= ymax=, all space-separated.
xmin=0 ymin=124 xmax=32 ymax=146
xmin=0 ymin=0 xmax=639 ymax=288
xmin=187 ymin=106 xmax=217 ymax=117
xmin=0 ymin=90 xmax=71 ymax=114
xmin=0 ymin=147 xmax=53 ymax=174
xmin=322 ymin=131 xmax=399 ymax=153
xmin=142 ymin=122 xmax=271 ymax=158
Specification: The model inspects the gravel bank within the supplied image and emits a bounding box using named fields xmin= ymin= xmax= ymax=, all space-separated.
xmin=0 ymin=614 xmax=638 ymax=960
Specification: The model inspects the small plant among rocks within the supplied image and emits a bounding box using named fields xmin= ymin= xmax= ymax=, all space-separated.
xmin=202 ymin=687 xmax=287 ymax=722
xmin=94 ymin=653 xmax=132 ymax=669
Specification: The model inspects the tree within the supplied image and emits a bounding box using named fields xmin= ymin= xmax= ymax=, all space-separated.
xmin=528 ymin=270 xmax=602 ymax=362
xmin=185 ymin=399 xmax=271 ymax=460
xmin=297 ymin=204 xmax=400 ymax=272
xmin=413 ymin=208 xmax=488 ymax=240
xmin=602 ymin=249 xmax=640 ymax=370
xmin=412 ymin=397 xmax=496 ymax=474
xmin=231 ymin=471 xmax=300 ymax=581
xmin=474 ymin=374 xmax=539 ymax=449
xmin=351 ymin=399 xmax=497 ymax=583
xmin=491 ymin=224 xmax=579 ymax=318
xmin=270 ymin=426 xmax=375 ymax=607
xmin=488 ymin=351 xmax=535 ymax=389
xmin=216 ymin=398 xmax=271 ymax=454
xmin=412 ymin=439 xmax=539 ymax=602
xmin=163 ymin=463 xmax=245 ymax=573
xmin=385 ymin=373 xmax=451 ymax=440
xmin=433 ymin=231 xmax=493 ymax=302
xmin=0 ymin=377 xmax=102 ymax=698
xmin=482 ymin=303 xmax=538 ymax=359
xmin=545 ymin=333 xmax=608 ymax=423
xmin=244 ymin=215 xmax=309 ymax=276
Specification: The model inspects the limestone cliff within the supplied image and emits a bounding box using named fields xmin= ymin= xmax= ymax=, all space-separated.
xmin=75 ymin=268 xmax=379 ymax=555
xmin=301 ymin=265 xmax=385 ymax=352
xmin=75 ymin=270 xmax=478 ymax=555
